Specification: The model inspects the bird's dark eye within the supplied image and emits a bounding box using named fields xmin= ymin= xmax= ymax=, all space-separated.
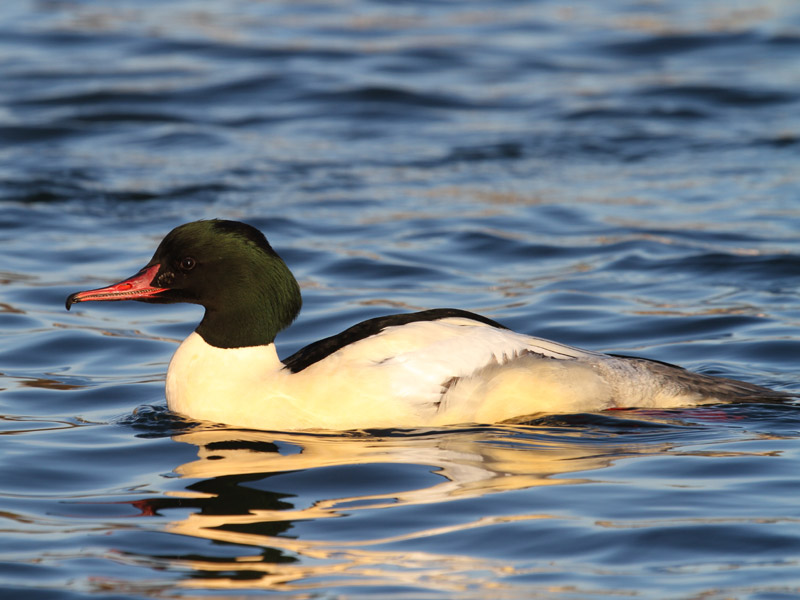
xmin=179 ymin=257 xmax=196 ymax=272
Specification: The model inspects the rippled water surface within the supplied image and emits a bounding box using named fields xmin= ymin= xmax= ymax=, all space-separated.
xmin=2 ymin=1 xmax=800 ymax=598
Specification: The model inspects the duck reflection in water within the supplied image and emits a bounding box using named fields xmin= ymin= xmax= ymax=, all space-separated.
xmin=120 ymin=417 xmax=681 ymax=593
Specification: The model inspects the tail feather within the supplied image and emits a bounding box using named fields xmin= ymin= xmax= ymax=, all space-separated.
xmin=613 ymin=355 xmax=794 ymax=403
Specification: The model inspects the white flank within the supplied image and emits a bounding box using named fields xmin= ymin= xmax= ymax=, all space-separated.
xmin=165 ymin=317 xmax=740 ymax=430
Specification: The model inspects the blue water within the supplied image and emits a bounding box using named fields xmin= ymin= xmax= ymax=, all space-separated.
xmin=2 ymin=1 xmax=800 ymax=598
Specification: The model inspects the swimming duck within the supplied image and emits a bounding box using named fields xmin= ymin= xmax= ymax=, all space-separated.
xmin=66 ymin=219 xmax=788 ymax=430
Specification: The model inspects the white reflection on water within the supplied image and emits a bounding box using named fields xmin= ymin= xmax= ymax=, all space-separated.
xmin=158 ymin=423 xmax=672 ymax=593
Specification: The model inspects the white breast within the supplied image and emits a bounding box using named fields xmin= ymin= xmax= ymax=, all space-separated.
xmin=165 ymin=332 xmax=285 ymax=424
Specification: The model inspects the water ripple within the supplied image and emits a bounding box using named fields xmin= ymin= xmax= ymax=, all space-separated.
xmin=1 ymin=1 xmax=800 ymax=598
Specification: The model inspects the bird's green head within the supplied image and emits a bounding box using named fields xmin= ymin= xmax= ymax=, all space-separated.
xmin=66 ymin=219 xmax=302 ymax=348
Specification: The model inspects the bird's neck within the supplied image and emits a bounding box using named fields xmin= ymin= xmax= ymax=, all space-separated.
xmin=195 ymin=265 xmax=302 ymax=349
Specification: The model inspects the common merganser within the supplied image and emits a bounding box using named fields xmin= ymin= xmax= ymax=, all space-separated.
xmin=66 ymin=219 xmax=789 ymax=430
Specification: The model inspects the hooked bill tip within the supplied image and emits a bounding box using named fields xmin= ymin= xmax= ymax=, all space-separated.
xmin=65 ymin=293 xmax=78 ymax=311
